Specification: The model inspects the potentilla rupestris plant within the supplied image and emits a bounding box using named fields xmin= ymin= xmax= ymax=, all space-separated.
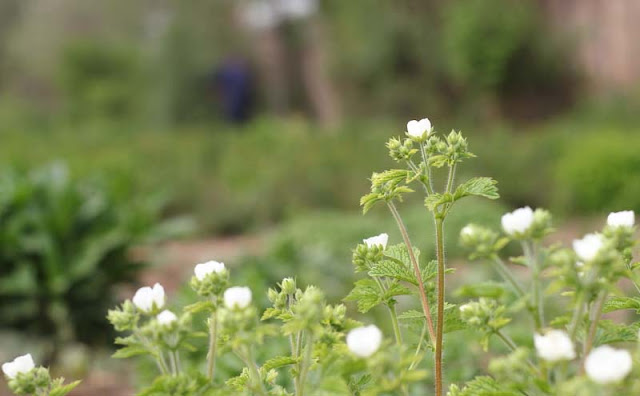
xmin=7 ymin=122 xmax=640 ymax=396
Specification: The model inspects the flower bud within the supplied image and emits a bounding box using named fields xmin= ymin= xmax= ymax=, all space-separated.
xmin=501 ymin=207 xmax=534 ymax=237
xmin=585 ymin=345 xmax=632 ymax=384
xmin=194 ymin=260 xmax=226 ymax=281
xmin=281 ymin=277 xmax=297 ymax=295
xmin=132 ymin=283 xmax=165 ymax=313
xmin=607 ymin=211 xmax=634 ymax=228
xmin=533 ymin=330 xmax=575 ymax=362
xmin=347 ymin=325 xmax=383 ymax=358
xmin=2 ymin=354 xmax=35 ymax=379
xmin=406 ymin=118 xmax=433 ymax=140
xmin=572 ymin=233 xmax=604 ymax=262
xmin=223 ymin=286 xmax=252 ymax=309
xmin=156 ymin=310 xmax=177 ymax=326
xmin=459 ymin=224 xmax=503 ymax=259
xmin=363 ymin=233 xmax=388 ymax=250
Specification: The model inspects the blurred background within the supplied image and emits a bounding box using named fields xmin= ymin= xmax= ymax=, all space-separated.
xmin=1 ymin=0 xmax=639 ymax=394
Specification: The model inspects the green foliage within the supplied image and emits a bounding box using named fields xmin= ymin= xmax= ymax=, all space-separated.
xmin=0 ymin=164 xmax=168 ymax=350
xmin=555 ymin=132 xmax=640 ymax=214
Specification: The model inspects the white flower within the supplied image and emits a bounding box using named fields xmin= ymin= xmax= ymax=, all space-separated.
xmin=224 ymin=287 xmax=252 ymax=309
xmin=2 ymin=354 xmax=35 ymax=379
xmin=607 ymin=211 xmax=635 ymax=228
xmin=585 ymin=345 xmax=632 ymax=384
xmin=461 ymin=226 xmax=474 ymax=237
xmin=573 ymin=233 xmax=604 ymax=262
xmin=157 ymin=310 xmax=178 ymax=326
xmin=459 ymin=304 xmax=472 ymax=313
xmin=132 ymin=283 xmax=165 ymax=313
xmin=501 ymin=207 xmax=534 ymax=236
xmin=347 ymin=325 xmax=383 ymax=358
xmin=363 ymin=233 xmax=388 ymax=249
xmin=194 ymin=260 xmax=226 ymax=281
xmin=406 ymin=118 xmax=433 ymax=139
xmin=533 ymin=330 xmax=575 ymax=362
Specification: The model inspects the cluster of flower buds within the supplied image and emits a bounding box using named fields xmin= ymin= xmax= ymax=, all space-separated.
xmin=352 ymin=233 xmax=388 ymax=272
xmin=500 ymin=206 xmax=552 ymax=240
xmin=190 ymin=260 xmax=229 ymax=299
xmin=386 ymin=137 xmax=417 ymax=162
xmin=2 ymin=354 xmax=78 ymax=396
xmin=459 ymin=224 xmax=506 ymax=259
xmin=459 ymin=299 xmax=511 ymax=337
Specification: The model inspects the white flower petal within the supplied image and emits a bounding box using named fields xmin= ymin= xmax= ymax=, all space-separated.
xmin=224 ymin=287 xmax=252 ymax=309
xmin=363 ymin=233 xmax=389 ymax=249
xmin=157 ymin=310 xmax=178 ymax=326
xmin=2 ymin=354 xmax=35 ymax=379
xmin=607 ymin=211 xmax=635 ymax=227
xmin=501 ymin=207 xmax=534 ymax=236
xmin=347 ymin=325 xmax=382 ymax=357
xmin=573 ymin=233 xmax=604 ymax=262
xmin=194 ymin=260 xmax=226 ymax=281
xmin=585 ymin=346 xmax=632 ymax=384
xmin=534 ymin=330 xmax=575 ymax=362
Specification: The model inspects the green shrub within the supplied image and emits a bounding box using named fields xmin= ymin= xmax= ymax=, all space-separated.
xmin=0 ymin=164 xmax=172 ymax=356
xmin=555 ymin=132 xmax=640 ymax=214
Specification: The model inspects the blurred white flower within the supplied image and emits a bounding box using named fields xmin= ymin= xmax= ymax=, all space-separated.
xmin=501 ymin=207 xmax=534 ymax=236
xmin=2 ymin=354 xmax=35 ymax=379
xmin=573 ymin=233 xmax=604 ymax=262
xmin=194 ymin=260 xmax=226 ymax=281
xmin=157 ymin=310 xmax=178 ymax=326
xmin=347 ymin=325 xmax=382 ymax=358
xmin=461 ymin=226 xmax=474 ymax=237
xmin=585 ymin=345 xmax=632 ymax=384
xmin=224 ymin=287 xmax=252 ymax=309
xmin=133 ymin=283 xmax=165 ymax=313
xmin=607 ymin=211 xmax=635 ymax=228
xmin=533 ymin=330 xmax=575 ymax=362
xmin=363 ymin=233 xmax=389 ymax=249
xmin=406 ymin=118 xmax=432 ymax=139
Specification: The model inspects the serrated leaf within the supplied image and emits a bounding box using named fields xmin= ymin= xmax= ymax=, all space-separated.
xmin=369 ymin=260 xmax=416 ymax=285
xmin=425 ymin=193 xmax=454 ymax=211
xmin=112 ymin=345 xmax=149 ymax=359
xmin=49 ymin=380 xmax=82 ymax=396
xmin=454 ymin=177 xmax=499 ymax=201
xmin=343 ymin=279 xmax=383 ymax=313
xmin=261 ymin=307 xmax=282 ymax=320
xmin=360 ymin=193 xmax=382 ymax=214
xmin=262 ymin=356 xmax=299 ymax=371
xmin=450 ymin=376 xmax=520 ymax=396
xmin=603 ymin=296 xmax=640 ymax=313
xmin=596 ymin=320 xmax=640 ymax=345
xmin=383 ymin=281 xmax=411 ymax=299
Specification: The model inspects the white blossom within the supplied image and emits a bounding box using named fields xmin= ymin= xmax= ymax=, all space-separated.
xmin=363 ymin=233 xmax=389 ymax=249
xmin=573 ymin=233 xmax=604 ymax=262
xmin=133 ymin=283 xmax=165 ymax=313
xmin=2 ymin=354 xmax=35 ymax=379
xmin=347 ymin=325 xmax=383 ymax=358
xmin=461 ymin=226 xmax=474 ymax=237
xmin=224 ymin=286 xmax=252 ymax=309
xmin=194 ymin=260 xmax=226 ymax=281
xmin=533 ymin=330 xmax=575 ymax=362
xmin=406 ymin=118 xmax=433 ymax=139
xmin=585 ymin=345 xmax=632 ymax=384
xmin=157 ymin=310 xmax=178 ymax=326
xmin=607 ymin=211 xmax=635 ymax=228
xmin=501 ymin=207 xmax=534 ymax=236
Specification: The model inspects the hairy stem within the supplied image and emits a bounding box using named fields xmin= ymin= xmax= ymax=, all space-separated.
xmin=297 ymin=334 xmax=314 ymax=396
xmin=583 ymin=291 xmax=607 ymax=359
xmin=568 ymin=292 xmax=586 ymax=340
xmin=434 ymin=218 xmax=445 ymax=396
xmin=387 ymin=202 xmax=436 ymax=344
xmin=388 ymin=304 xmax=404 ymax=345
xmin=207 ymin=311 xmax=218 ymax=380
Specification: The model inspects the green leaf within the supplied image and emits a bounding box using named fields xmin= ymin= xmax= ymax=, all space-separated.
xmin=112 ymin=345 xmax=149 ymax=359
xmin=262 ymin=356 xmax=299 ymax=371
xmin=49 ymin=380 xmax=82 ymax=396
xmin=596 ymin=320 xmax=640 ymax=345
xmin=369 ymin=260 xmax=416 ymax=285
xmin=184 ymin=300 xmax=215 ymax=314
xmin=383 ymin=281 xmax=411 ymax=300
xmin=454 ymin=177 xmax=499 ymax=201
xmin=343 ymin=279 xmax=383 ymax=313
xmin=449 ymin=376 xmax=520 ymax=396
xmin=424 ymin=193 xmax=454 ymax=211
xmin=603 ymin=296 xmax=640 ymax=313
xmin=360 ymin=193 xmax=382 ymax=214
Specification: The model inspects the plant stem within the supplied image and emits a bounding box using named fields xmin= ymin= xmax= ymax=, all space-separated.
xmin=583 ymin=291 xmax=607 ymax=359
xmin=207 ymin=310 xmax=218 ymax=380
xmin=241 ymin=348 xmax=268 ymax=396
xmin=495 ymin=330 xmax=540 ymax=374
xmin=434 ymin=218 xmax=445 ymax=396
xmin=491 ymin=255 xmax=526 ymax=297
xmin=389 ymin=304 xmax=403 ymax=344
xmin=387 ymin=202 xmax=436 ymax=344
xmin=568 ymin=292 xmax=586 ymax=340
xmin=409 ymin=321 xmax=428 ymax=370
xmin=445 ymin=163 xmax=457 ymax=193
xmin=419 ymin=142 xmax=435 ymax=195
xmin=522 ymin=241 xmax=544 ymax=330
xmin=297 ymin=335 xmax=314 ymax=396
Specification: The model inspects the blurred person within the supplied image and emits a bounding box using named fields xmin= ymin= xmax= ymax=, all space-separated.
xmin=210 ymin=57 xmax=253 ymax=123
xmin=238 ymin=0 xmax=341 ymax=127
